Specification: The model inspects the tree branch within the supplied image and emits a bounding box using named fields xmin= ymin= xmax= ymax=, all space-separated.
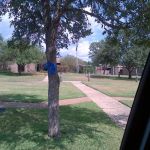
xmin=80 ymin=9 xmax=123 ymax=29
xmin=65 ymin=7 xmax=128 ymax=29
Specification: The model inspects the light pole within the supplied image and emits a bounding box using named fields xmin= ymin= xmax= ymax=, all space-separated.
xmin=76 ymin=41 xmax=79 ymax=73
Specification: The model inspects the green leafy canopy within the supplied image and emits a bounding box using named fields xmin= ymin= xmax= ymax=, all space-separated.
xmin=2 ymin=38 xmax=44 ymax=65
xmin=0 ymin=0 xmax=134 ymax=50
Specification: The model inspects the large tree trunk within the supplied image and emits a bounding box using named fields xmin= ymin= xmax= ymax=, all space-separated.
xmin=46 ymin=46 xmax=60 ymax=138
xmin=46 ymin=45 xmax=60 ymax=138
xmin=43 ymin=0 xmax=61 ymax=138
xmin=18 ymin=64 xmax=25 ymax=75
xmin=135 ymin=68 xmax=138 ymax=82
xmin=103 ymin=65 xmax=106 ymax=75
xmin=128 ymin=69 xmax=132 ymax=79
xmin=129 ymin=72 xmax=132 ymax=79
xmin=126 ymin=66 xmax=134 ymax=79
xmin=48 ymin=72 xmax=60 ymax=137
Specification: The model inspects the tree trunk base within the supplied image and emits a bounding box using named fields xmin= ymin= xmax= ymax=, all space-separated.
xmin=48 ymin=74 xmax=60 ymax=139
xmin=48 ymin=131 xmax=61 ymax=139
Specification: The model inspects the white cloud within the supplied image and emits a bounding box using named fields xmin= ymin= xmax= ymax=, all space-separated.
xmin=85 ymin=7 xmax=104 ymax=33
xmin=60 ymin=13 xmax=105 ymax=61
xmin=0 ymin=10 xmax=105 ymax=61
xmin=0 ymin=13 xmax=13 ymax=39
xmin=88 ymin=15 xmax=104 ymax=33
xmin=60 ymin=40 xmax=91 ymax=61
xmin=2 ymin=13 xmax=11 ymax=21
xmin=60 ymin=8 xmax=105 ymax=61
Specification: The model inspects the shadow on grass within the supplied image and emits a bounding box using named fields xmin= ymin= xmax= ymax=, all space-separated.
xmin=0 ymin=103 xmax=119 ymax=149
xmin=0 ymin=94 xmax=46 ymax=103
xmin=0 ymin=71 xmax=34 ymax=76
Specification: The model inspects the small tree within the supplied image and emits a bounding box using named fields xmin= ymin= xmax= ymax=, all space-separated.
xmin=0 ymin=34 xmax=9 ymax=70
xmin=89 ymin=35 xmax=150 ymax=79
xmin=121 ymin=46 xmax=149 ymax=79
xmin=89 ymin=41 xmax=104 ymax=66
xmin=113 ymin=30 xmax=150 ymax=79
xmin=121 ymin=47 xmax=139 ymax=79
xmin=6 ymin=39 xmax=44 ymax=75
xmin=60 ymin=55 xmax=87 ymax=72
xmin=89 ymin=39 xmax=120 ymax=69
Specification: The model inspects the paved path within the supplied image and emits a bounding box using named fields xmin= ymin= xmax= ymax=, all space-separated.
xmin=43 ymin=76 xmax=48 ymax=82
xmin=71 ymin=81 xmax=130 ymax=128
xmin=0 ymin=97 xmax=91 ymax=109
xmin=15 ymin=75 xmax=131 ymax=128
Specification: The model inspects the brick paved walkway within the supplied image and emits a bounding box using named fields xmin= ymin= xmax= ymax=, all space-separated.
xmin=71 ymin=81 xmax=130 ymax=128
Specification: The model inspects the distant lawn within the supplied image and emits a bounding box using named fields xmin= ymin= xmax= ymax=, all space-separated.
xmin=0 ymin=102 xmax=123 ymax=150
xmin=91 ymin=74 xmax=141 ymax=80
xmin=0 ymin=73 xmax=85 ymax=103
xmin=59 ymin=73 xmax=139 ymax=97
xmin=0 ymin=71 xmax=46 ymax=82
xmin=83 ymin=78 xmax=139 ymax=97
xmin=61 ymin=73 xmax=88 ymax=81
xmin=60 ymin=83 xmax=85 ymax=99
xmin=119 ymin=100 xmax=133 ymax=108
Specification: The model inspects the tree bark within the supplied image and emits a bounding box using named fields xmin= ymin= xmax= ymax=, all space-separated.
xmin=87 ymin=72 xmax=90 ymax=81
xmin=46 ymin=45 xmax=60 ymax=138
xmin=46 ymin=27 xmax=61 ymax=138
xmin=103 ymin=65 xmax=106 ymax=75
xmin=135 ymin=68 xmax=138 ymax=82
xmin=126 ymin=66 xmax=134 ymax=79
xmin=18 ymin=64 xmax=25 ymax=75
xmin=45 ymin=42 xmax=60 ymax=138
xmin=128 ymin=70 xmax=132 ymax=79
xmin=42 ymin=0 xmax=61 ymax=138
xmin=48 ymin=73 xmax=60 ymax=138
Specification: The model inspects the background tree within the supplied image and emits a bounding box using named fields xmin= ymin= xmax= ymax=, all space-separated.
xmin=1 ymin=0 xmax=145 ymax=138
xmin=89 ymin=35 xmax=149 ymax=79
xmin=0 ymin=34 xmax=9 ymax=70
xmin=100 ymin=39 xmax=120 ymax=66
xmin=89 ymin=41 xmax=104 ymax=66
xmin=113 ymin=30 xmax=150 ymax=79
xmin=105 ymin=1 xmax=150 ymax=78
xmin=120 ymin=45 xmax=149 ymax=79
xmin=0 ymin=34 xmax=3 ymax=42
xmin=0 ymin=34 xmax=5 ymax=60
xmin=126 ymin=1 xmax=150 ymax=47
xmin=60 ymin=55 xmax=87 ymax=73
xmin=6 ymin=39 xmax=44 ymax=75
xmin=89 ymin=39 xmax=120 ymax=70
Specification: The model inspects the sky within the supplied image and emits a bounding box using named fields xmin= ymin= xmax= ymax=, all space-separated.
xmin=0 ymin=14 xmax=105 ymax=61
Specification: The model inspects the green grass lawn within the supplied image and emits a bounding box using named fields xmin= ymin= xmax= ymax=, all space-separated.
xmin=83 ymin=78 xmax=139 ymax=97
xmin=59 ymin=73 xmax=139 ymax=97
xmin=0 ymin=71 xmax=47 ymax=82
xmin=0 ymin=102 xmax=123 ymax=150
xmin=60 ymin=83 xmax=85 ymax=99
xmin=0 ymin=73 xmax=85 ymax=103
xmin=61 ymin=73 xmax=88 ymax=81
xmin=119 ymin=100 xmax=133 ymax=108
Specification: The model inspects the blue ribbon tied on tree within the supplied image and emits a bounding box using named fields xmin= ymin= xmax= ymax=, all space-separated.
xmin=43 ymin=61 xmax=57 ymax=75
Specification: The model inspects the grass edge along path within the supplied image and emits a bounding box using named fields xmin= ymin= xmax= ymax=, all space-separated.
xmin=0 ymin=82 xmax=86 ymax=103
xmin=83 ymin=81 xmax=137 ymax=98
xmin=119 ymin=100 xmax=133 ymax=108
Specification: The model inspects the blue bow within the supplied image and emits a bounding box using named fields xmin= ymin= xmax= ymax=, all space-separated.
xmin=43 ymin=61 xmax=57 ymax=75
